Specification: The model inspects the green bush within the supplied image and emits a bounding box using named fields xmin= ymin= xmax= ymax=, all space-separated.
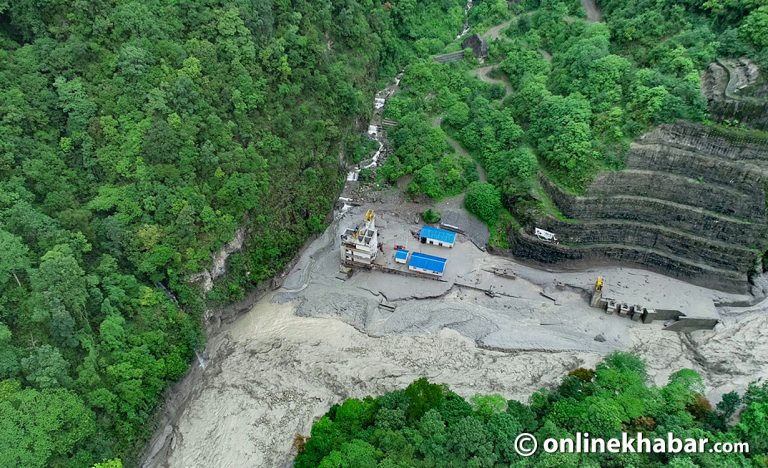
xmin=464 ymin=181 xmax=502 ymax=225
xmin=422 ymin=209 xmax=441 ymax=224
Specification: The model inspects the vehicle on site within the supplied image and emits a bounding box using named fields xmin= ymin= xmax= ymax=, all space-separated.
xmin=534 ymin=227 xmax=559 ymax=243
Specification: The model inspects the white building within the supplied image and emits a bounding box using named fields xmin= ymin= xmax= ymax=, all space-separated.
xmin=419 ymin=226 xmax=457 ymax=248
xmin=341 ymin=210 xmax=378 ymax=265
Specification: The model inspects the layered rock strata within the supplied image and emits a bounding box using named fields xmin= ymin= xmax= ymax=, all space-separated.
xmin=511 ymin=123 xmax=767 ymax=293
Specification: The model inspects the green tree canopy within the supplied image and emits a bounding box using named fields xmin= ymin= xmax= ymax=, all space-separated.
xmin=464 ymin=181 xmax=503 ymax=225
xmin=296 ymin=353 xmax=768 ymax=467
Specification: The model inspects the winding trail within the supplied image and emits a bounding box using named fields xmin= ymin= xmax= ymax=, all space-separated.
xmin=471 ymin=65 xmax=513 ymax=96
xmin=482 ymin=19 xmax=513 ymax=40
xmin=432 ymin=116 xmax=487 ymax=181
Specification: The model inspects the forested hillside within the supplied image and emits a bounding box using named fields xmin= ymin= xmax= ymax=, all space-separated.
xmin=0 ymin=1 xmax=467 ymax=465
xmin=295 ymin=353 xmax=768 ymax=466
xmin=380 ymin=0 xmax=768 ymax=235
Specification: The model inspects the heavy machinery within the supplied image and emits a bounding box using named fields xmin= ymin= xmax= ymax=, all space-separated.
xmin=590 ymin=276 xmax=604 ymax=307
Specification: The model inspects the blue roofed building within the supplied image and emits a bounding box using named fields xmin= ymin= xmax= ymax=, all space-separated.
xmin=419 ymin=226 xmax=456 ymax=248
xmin=394 ymin=249 xmax=409 ymax=264
xmin=408 ymin=252 xmax=448 ymax=277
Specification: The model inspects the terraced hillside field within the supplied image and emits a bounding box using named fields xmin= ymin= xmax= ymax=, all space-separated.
xmin=511 ymin=123 xmax=768 ymax=293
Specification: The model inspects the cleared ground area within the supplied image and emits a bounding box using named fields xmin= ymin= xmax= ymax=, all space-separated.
xmin=146 ymin=205 xmax=768 ymax=468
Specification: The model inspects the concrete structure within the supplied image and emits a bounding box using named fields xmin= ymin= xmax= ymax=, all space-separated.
xmin=419 ymin=226 xmax=457 ymax=248
xmin=341 ymin=210 xmax=378 ymax=265
xmin=585 ymin=277 xmax=719 ymax=330
xmin=619 ymin=303 xmax=631 ymax=317
xmin=642 ymin=308 xmax=657 ymax=324
xmin=408 ymin=252 xmax=448 ymax=277
xmin=433 ymin=50 xmax=465 ymax=64
xmin=394 ymin=249 xmax=409 ymax=264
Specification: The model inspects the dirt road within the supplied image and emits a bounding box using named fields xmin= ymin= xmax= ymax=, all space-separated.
xmin=482 ymin=19 xmax=513 ymax=40
xmin=432 ymin=115 xmax=487 ymax=181
xmin=471 ymin=65 xmax=513 ymax=97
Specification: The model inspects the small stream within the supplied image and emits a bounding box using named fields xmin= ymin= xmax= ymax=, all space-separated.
xmin=457 ymin=0 xmax=474 ymax=39
xmin=344 ymin=72 xmax=402 ymax=184
xmin=341 ymin=0 xmax=475 ymax=208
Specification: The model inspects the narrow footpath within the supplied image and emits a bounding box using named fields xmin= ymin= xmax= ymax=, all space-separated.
xmin=471 ymin=65 xmax=513 ymax=97
xmin=432 ymin=115 xmax=487 ymax=182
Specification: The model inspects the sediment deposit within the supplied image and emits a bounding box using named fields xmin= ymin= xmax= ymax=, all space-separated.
xmin=144 ymin=205 xmax=768 ymax=468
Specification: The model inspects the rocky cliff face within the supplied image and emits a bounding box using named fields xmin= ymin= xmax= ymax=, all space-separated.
xmin=702 ymin=58 xmax=768 ymax=129
xmin=512 ymin=122 xmax=767 ymax=293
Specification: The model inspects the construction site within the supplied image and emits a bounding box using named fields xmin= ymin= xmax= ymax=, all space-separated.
xmin=142 ymin=15 xmax=768 ymax=466
xmin=143 ymin=71 xmax=768 ymax=468
xmin=147 ymin=197 xmax=768 ymax=467
xmin=335 ymin=204 xmax=723 ymax=332
xmin=144 ymin=62 xmax=768 ymax=466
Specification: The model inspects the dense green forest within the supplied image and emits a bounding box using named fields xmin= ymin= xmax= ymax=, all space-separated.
xmin=295 ymin=353 xmax=768 ymax=467
xmin=1 ymin=0 xmax=767 ymax=465
xmin=0 ymin=0 xmax=471 ymax=465
xmin=380 ymin=0 xmax=768 ymax=234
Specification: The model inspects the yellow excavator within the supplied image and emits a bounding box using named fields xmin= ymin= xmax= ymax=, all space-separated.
xmin=351 ymin=210 xmax=375 ymax=240
xmin=590 ymin=276 xmax=604 ymax=308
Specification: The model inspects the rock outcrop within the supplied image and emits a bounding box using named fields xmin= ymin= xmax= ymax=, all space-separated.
xmin=189 ymin=227 xmax=247 ymax=293
xmin=512 ymin=123 xmax=768 ymax=293
xmin=462 ymin=33 xmax=488 ymax=59
xmin=702 ymin=58 xmax=768 ymax=129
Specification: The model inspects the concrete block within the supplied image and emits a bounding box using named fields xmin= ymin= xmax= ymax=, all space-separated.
xmin=590 ymin=289 xmax=603 ymax=308
xmin=619 ymin=303 xmax=630 ymax=317
xmin=663 ymin=317 xmax=719 ymax=332
xmin=642 ymin=308 xmax=657 ymax=324
xmin=606 ymin=300 xmax=617 ymax=315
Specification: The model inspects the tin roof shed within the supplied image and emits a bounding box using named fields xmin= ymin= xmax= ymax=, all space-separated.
xmin=420 ymin=226 xmax=457 ymax=244
xmin=408 ymin=252 xmax=448 ymax=274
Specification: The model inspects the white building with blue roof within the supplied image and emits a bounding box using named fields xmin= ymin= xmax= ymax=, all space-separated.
xmin=419 ymin=226 xmax=456 ymax=248
xmin=394 ymin=249 xmax=409 ymax=264
xmin=408 ymin=252 xmax=448 ymax=277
